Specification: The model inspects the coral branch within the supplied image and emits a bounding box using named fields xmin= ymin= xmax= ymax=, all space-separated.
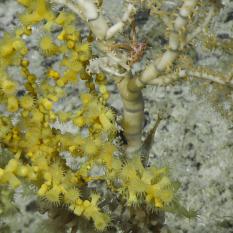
xmin=186 ymin=67 xmax=233 ymax=86
xmin=116 ymin=75 xmax=144 ymax=153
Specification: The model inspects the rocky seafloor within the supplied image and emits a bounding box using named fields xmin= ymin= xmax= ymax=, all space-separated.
xmin=0 ymin=0 xmax=233 ymax=233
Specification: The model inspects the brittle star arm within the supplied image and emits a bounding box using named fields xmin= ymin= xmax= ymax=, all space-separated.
xmin=183 ymin=68 xmax=233 ymax=86
xmin=146 ymin=4 xmax=233 ymax=87
xmin=128 ymin=0 xmax=199 ymax=90
xmin=132 ymin=2 xmax=231 ymax=88
xmin=186 ymin=5 xmax=215 ymax=44
xmin=147 ymin=68 xmax=233 ymax=86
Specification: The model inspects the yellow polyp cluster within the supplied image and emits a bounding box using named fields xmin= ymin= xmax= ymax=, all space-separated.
xmin=70 ymin=193 xmax=110 ymax=231
xmin=0 ymin=0 xmax=116 ymax=229
xmin=0 ymin=0 xmax=187 ymax=231
xmin=113 ymin=156 xmax=176 ymax=209
xmin=72 ymin=93 xmax=117 ymax=136
xmin=0 ymin=156 xmax=37 ymax=188
xmin=18 ymin=0 xmax=54 ymax=26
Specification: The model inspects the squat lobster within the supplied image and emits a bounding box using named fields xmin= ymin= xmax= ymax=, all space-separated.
xmin=108 ymin=19 xmax=148 ymax=66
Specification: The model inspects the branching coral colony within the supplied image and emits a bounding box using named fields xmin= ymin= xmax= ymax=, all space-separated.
xmin=0 ymin=0 xmax=232 ymax=232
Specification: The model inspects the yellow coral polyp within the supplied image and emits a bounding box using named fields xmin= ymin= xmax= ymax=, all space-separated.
xmin=96 ymin=73 xmax=106 ymax=83
xmin=48 ymin=70 xmax=60 ymax=80
xmin=73 ymin=116 xmax=85 ymax=128
xmin=48 ymin=111 xmax=56 ymax=121
xmin=100 ymin=144 xmax=115 ymax=168
xmin=44 ymin=185 xmax=62 ymax=204
xmin=67 ymin=40 xmax=75 ymax=49
xmin=8 ymin=174 xmax=21 ymax=188
xmin=102 ymin=92 xmax=110 ymax=101
xmin=93 ymin=212 xmax=110 ymax=232
xmin=0 ymin=45 xmax=14 ymax=57
xmin=62 ymin=25 xmax=81 ymax=42
xmin=0 ymin=168 xmax=4 ymax=178
xmin=16 ymin=165 xmax=29 ymax=177
xmin=127 ymin=191 xmax=138 ymax=206
xmin=1 ymin=80 xmax=17 ymax=95
xmin=56 ymin=78 xmax=68 ymax=87
xmin=31 ymin=109 xmax=43 ymax=123
xmin=55 ymin=12 xmax=75 ymax=26
xmin=74 ymin=204 xmax=84 ymax=216
xmin=43 ymin=172 xmax=52 ymax=182
xmin=39 ymin=35 xmax=59 ymax=56
xmin=7 ymin=96 xmax=19 ymax=112
xmin=38 ymin=184 xmax=48 ymax=196
xmin=19 ymin=12 xmax=42 ymax=26
xmin=76 ymin=43 xmax=91 ymax=62
xmin=80 ymin=93 xmax=92 ymax=105
xmin=20 ymin=95 xmax=34 ymax=110
xmin=46 ymin=94 xmax=58 ymax=102
xmin=76 ymin=43 xmax=91 ymax=53
xmin=28 ymin=170 xmax=37 ymax=181
xmin=57 ymin=30 xmax=66 ymax=41
xmin=99 ymin=113 xmax=113 ymax=131
xmin=155 ymin=176 xmax=171 ymax=190
xmin=63 ymin=69 xmax=80 ymax=82
xmin=16 ymin=26 xmax=32 ymax=37
xmin=57 ymin=111 xmax=70 ymax=123
xmin=20 ymin=59 xmax=30 ymax=67
xmin=5 ymin=159 xmax=18 ymax=173
xmin=82 ymin=138 xmax=100 ymax=156
xmin=12 ymin=39 xmax=25 ymax=51
xmin=159 ymin=190 xmax=173 ymax=204
xmin=18 ymin=0 xmax=54 ymax=26
xmin=64 ymin=188 xmax=80 ymax=204
xmin=154 ymin=197 xmax=163 ymax=208
xmin=41 ymin=98 xmax=53 ymax=110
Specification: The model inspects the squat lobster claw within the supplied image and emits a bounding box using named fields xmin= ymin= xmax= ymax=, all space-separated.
xmin=108 ymin=19 xmax=148 ymax=67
